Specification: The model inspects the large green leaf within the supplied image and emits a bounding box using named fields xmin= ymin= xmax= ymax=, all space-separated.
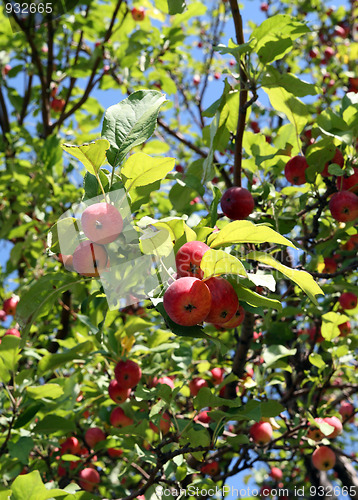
xmin=321 ymin=312 xmax=349 ymax=341
xmin=261 ymin=67 xmax=318 ymax=97
xmin=263 ymin=345 xmax=296 ymax=367
xmin=253 ymin=15 xmax=310 ymax=64
xmin=167 ymin=0 xmax=186 ymax=14
xmin=207 ymin=220 xmax=296 ymax=249
xmin=121 ymin=152 xmax=175 ymax=191
xmin=101 ymin=90 xmax=167 ymax=167
xmin=193 ymin=387 xmax=242 ymax=411
xmin=10 ymin=470 xmax=69 ymax=500
xmin=0 ymin=335 xmax=20 ymax=374
xmin=26 ymin=384 xmax=64 ymax=400
xmin=235 ymin=285 xmax=282 ymax=311
xmin=61 ymin=139 xmax=110 ymax=175
xmin=262 ymin=86 xmax=309 ymax=135
xmin=38 ymin=341 xmax=93 ymax=375
xmin=245 ymin=251 xmax=324 ymax=305
xmin=200 ymin=249 xmax=247 ymax=279
xmin=33 ymin=415 xmax=76 ymax=434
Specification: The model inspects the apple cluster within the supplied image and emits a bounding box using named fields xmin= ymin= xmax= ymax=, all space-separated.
xmin=61 ymin=202 xmax=123 ymax=277
xmin=163 ymin=241 xmax=245 ymax=328
xmin=109 ymin=359 xmax=141 ymax=428
xmin=0 ymin=295 xmax=20 ymax=342
xmin=284 ymin=150 xmax=358 ymax=223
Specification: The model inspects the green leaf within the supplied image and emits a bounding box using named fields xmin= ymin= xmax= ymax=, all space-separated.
xmin=200 ymin=249 xmax=247 ymax=279
xmin=122 ymin=152 xmax=175 ymax=191
xmin=47 ymin=217 xmax=79 ymax=255
xmin=253 ymin=15 xmax=309 ymax=63
xmin=0 ymin=335 xmax=20 ymax=374
xmin=167 ymin=0 xmax=186 ymax=14
xmin=101 ymin=90 xmax=167 ymax=167
xmin=10 ymin=470 xmax=69 ymax=499
xmin=263 ymin=345 xmax=296 ymax=367
xmin=316 ymin=109 xmax=351 ymax=143
xmin=61 ymin=139 xmax=110 ymax=176
xmin=193 ymin=387 xmax=242 ymax=411
xmin=214 ymin=39 xmax=255 ymax=58
xmin=235 ymin=285 xmax=282 ymax=311
xmin=305 ymin=138 xmax=338 ymax=181
xmin=261 ymin=400 xmax=284 ymax=417
xmin=309 ymin=353 xmax=326 ymax=369
xmin=202 ymin=111 xmax=219 ymax=183
xmin=263 ymin=86 xmax=309 ymax=135
xmin=14 ymin=403 xmax=44 ymax=429
xmin=38 ymin=341 xmax=93 ymax=375
xmin=26 ymin=384 xmax=64 ymax=400
xmin=261 ymin=67 xmax=318 ymax=97
xmin=16 ymin=274 xmax=83 ymax=343
xmin=8 ymin=437 xmax=34 ymax=465
xmin=33 ymin=415 xmax=76 ymax=434
xmin=182 ymin=427 xmax=211 ymax=448
xmin=245 ymin=251 xmax=324 ymax=305
xmin=208 ymin=221 xmax=297 ymax=249
xmin=321 ymin=312 xmax=349 ymax=341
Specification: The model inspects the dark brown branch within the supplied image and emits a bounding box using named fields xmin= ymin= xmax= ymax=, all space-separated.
xmin=229 ymin=0 xmax=247 ymax=186
xmin=232 ymin=311 xmax=255 ymax=378
xmin=19 ymin=73 xmax=33 ymax=125
xmin=334 ymin=454 xmax=358 ymax=498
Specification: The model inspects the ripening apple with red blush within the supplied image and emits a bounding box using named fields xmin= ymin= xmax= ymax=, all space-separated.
xmin=163 ymin=277 xmax=212 ymax=326
xmin=81 ymin=202 xmax=123 ymax=245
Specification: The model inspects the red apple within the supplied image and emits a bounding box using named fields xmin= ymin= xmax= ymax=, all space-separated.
xmin=85 ymin=427 xmax=106 ymax=448
xmin=201 ymin=461 xmax=219 ymax=476
xmin=324 ymin=47 xmax=335 ymax=59
xmin=194 ymin=410 xmax=211 ymax=424
xmin=338 ymin=321 xmax=351 ymax=336
xmin=110 ymin=407 xmax=134 ymax=428
xmin=260 ymin=486 xmax=272 ymax=498
xmin=336 ymin=168 xmax=358 ymax=194
xmin=3 ymin=296 xmax=19 ymax=316
xmin=343 ymin=234 xmax=358 ymax=251
xmin=3 ymin=64 xmax=11 ymax=76
xmin=81 ymin=202 xmax=123 ymax=245
xmin=312 ymin=446 xmax=336 ymax=471
xmin=219 ymin=304 xmax=245 ymax=328
xmin=108 ymin=380 xmax=131 ymax=404
xmin=339 ymin=401 xmax=355 ymax=423
xmin=204 ymin=277 xmax=238 ymax=324
xmin=60 ymin=437 xmax=81 ymax=455
xmin=260 ymin=2 xmax=269 ymax=11
xmin=149 ymin=412 xmax=171 ymax=434
xmin=175 ymin=241 xmax=209 ymax=279
xmin=210 ymin=367 xmax=225 ymax=385
xmin=339 ymin=292 xmax=357 ymax=310
xmin=114 ymin=359 xmax=142 ymax=389
xmin=220 ymin=187 xmax=255 ymax=220
xmin=229 ymin=59 xmax=236 ymax=66
xmin=309 ymin=48 xmax=319 ymax=58
xmin=284 ymin=155 xmax=309 ymax=185
xmin=334 ymin=25 xmax=347 ymax=37
xmin=329 ymin=191 xmax=358 ymax=222
xmin=321 ymin=148 xmax=344 ymax=177
xmin=72 ymin=241 xmax=108 ymax=277
xmin=249 ymin=421 xmax=272 ymax=445
xmin=163 ymin=277 xmax=212 ymax=326
xmin=270 ymin=467 xmax=283 ymax=480
xmin=189 ymin=377 xmax=208 ymax=396
xmin=175 ymin=164 xmax=184 ymax=173
xmin=51 ymin=98 xmax=65 ymax=113
xmin=153 ymin=376 xmax=175 ymax=389
xmin=0 ymin=310 xmax=7 ymax=322
xmin=323 ymin=257 xmax=337 ymax=274
xmin=108 ymin=448 xmax=123 ymax=458
xmin=323 ymin=416 xmax=342 ymax=438
xmin=131 ymin=6 xmax=145 ymax=21
xmin=214 ymin=72 xmax=221 ymax=80
xmin=193 ymin=74 xmax=201 ymax=86
xmin=250 ymin=121 xmax=260 ymax=133
xmin=307 ymin=417 xmax=325 ymax=441
xmin=4 ymin=328 xmax=20 ymax=338
xmin=78 ymin=467 xmax=100 ymax=492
